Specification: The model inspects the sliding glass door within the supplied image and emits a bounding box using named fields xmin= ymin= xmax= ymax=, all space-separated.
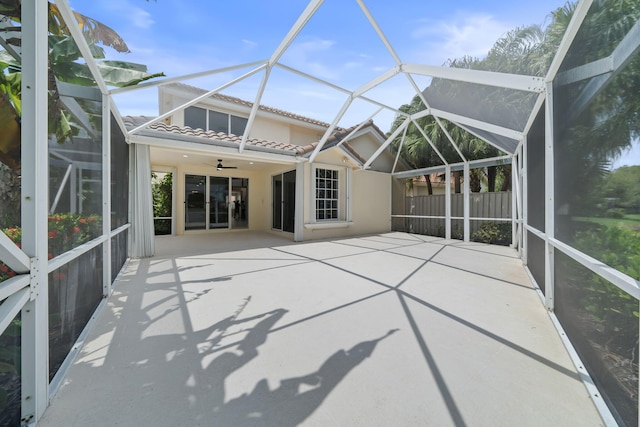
xmin=185 ymin=175 xmax=247 ymax=231
xmin=209 ymin=177 xmax=229 ymax=229
xmin=185 ymin=174 xmax=206 ymax=230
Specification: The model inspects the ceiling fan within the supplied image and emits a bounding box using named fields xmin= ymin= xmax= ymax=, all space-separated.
xmin=215 ymin=159 xmax=237 ymax=170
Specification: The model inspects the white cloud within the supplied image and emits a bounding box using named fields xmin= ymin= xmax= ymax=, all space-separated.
xmin=242 ymin=39 xmax=258 ymax=49
xmin=129 ymin=8 xmax=154 ymax=30
xmin=280 ymin=38 xmax=339 ymax=80
xmin=344 ymin=61 xmax=363 ymax=70
xmin=410 ymin=13 xmax=512 ymax=65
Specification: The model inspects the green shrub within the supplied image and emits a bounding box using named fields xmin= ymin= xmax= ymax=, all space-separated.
xmin=605 ymin=208 xmax=626 ymax=218
xmin=471 ymin=222 xmax=512 ymax=246
xmin=572 ymin=225 xmax=640 ymax=329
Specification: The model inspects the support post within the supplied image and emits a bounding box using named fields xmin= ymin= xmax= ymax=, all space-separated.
xmin=445 ymin=164 xmax=451 ymax=240
xmin=103 ymin=95 xmax=112 ymax=297
xmin=294 ymin=162 xmax=305 ymax=242
xmin=511 ymin=153 xmax=518 ymax=248
xmin=522 ymin=137 xmax=528 ymax=265
xmin=463 ymin=162 xmax=470 ymax=242
xmin=21 ymin=0 xmax=50 ymax=424
xmin=544 ymin=82 xmax=555 ymax=311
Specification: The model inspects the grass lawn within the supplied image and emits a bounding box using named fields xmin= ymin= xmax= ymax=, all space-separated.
xmin=574 ymin=214 xmax=640 ymax=230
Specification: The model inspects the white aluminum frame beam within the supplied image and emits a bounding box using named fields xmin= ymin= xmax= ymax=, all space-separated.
xmin=463 ymin=162 xmax=470 ymax=242
xmin=336 ymin=106 xmax=384 ymax=150
xmin=565 ymin=19 xmax=640 ymax=120
xmin=363 ymin=117 xmax=410 ymax=169
xmin=544 ymin=0 xmax=594 ymax=82
xmin=308 ymin=96 xmax=354 ymax=162
xmin=56 ymin=0 xmax=109 ymax=94
xmin=127 ymin=64 xmax=267 ymax=136
xmin=356 ymin=0 xmax=402 ymax=64
xmin=392 ymin=125 xmax=409 ymax=174
xmin=392 ymin=155 xmax=512 ymax=179
xmin=0 ymin=232 xmax=30 ymax=273
xmin=275 ymin=63 xmax=405 ymax=114
xmin=412 ymin=119 xmax=448 ymax=165
xmin=431 ymin=108 xmax=523 ymax=142
xmin=109 ymin=60 xmax=268 ymax=94
xmin=239 ymin=67 xmax=272 ymax=153
xmin=445 ymin=164 xmax=452 ymax=239
xmin=544 ymin=81 xmax=555 ymax=311
xmin=403 ymin=63 xmax=545 ymax=93
xmin=21 ymin=0 xmax=50 ymax=423
xmin=268 ymin=0 xmax=324 ymax=66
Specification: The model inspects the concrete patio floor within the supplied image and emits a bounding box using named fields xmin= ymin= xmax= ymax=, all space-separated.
xmin=39 ymin=232 xmax=603 ymax=426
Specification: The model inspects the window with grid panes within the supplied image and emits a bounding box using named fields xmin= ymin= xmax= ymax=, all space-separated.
xmin=315 ymin=168 xmax=339 ymax=220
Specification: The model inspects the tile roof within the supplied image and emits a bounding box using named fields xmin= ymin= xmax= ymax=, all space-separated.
xmin=166 ymin=83 xmax=333 ymax=128
xmin=124 ymin=116 xmax=310 ymax=155
xmin=123 ymin=115 xmax=388 ymax=161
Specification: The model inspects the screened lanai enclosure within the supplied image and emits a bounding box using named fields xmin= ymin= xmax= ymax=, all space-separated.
xmin=0 ymin=0 xmax=639 ymax=425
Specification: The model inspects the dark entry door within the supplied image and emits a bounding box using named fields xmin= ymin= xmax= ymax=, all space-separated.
xmin=272 ymin=170 xmax=295 ymax=232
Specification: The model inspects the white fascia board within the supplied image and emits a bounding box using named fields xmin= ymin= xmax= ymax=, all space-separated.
xmin=0 ymin=232 xmax=30 ymax=273
xmin=430 ymin=108 xmax=523 ymax=141
xmin=403 ymin=63 xmax=544 ymax=93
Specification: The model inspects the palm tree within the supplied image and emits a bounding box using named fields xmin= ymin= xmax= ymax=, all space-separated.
xmin=390 ymin=2 xmax=584 ymax=195
xmin=0 ymin=2 xmax=164 ymax=172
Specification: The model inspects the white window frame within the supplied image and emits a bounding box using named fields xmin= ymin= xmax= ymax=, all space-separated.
xmin=311 ymin=164 xmax=349 ymax=223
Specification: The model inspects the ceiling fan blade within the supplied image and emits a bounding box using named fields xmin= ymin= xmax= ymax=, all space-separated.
xmin=216 ymin=159 xmax=238 ymax=170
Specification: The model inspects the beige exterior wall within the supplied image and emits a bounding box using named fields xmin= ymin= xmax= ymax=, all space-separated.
xmin=251 ymin=116 xmax=291 ymax=144
xmin=160 ymin=89 xmax=325 ymax=146
xmin=347 ymin=133 xmax=395 ymax=172
xmin=290 ymin=125 xmax=323 ymax=146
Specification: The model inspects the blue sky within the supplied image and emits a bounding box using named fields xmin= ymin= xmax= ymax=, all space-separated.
xmin=72 ymin=0 xmax=566 ymax=131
